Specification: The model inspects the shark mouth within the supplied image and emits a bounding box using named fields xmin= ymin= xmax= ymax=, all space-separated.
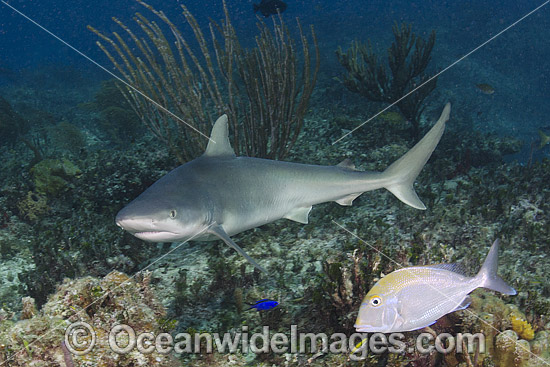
xmin=132 ymin=231 xmax=179 ymax=242
xmin=134 ymin=231 xmax=172 ymax=235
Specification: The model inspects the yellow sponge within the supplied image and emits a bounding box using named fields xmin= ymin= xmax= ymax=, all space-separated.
xmin=510 ymin=314 xmax=535 ymax=341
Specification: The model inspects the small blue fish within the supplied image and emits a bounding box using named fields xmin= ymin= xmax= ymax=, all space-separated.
xmin=247 ymin=299 xmax=279 ymax=311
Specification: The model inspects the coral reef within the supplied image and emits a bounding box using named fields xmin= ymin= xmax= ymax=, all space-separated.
xmin=30 ymin=158 xmax=81 ymax=197
xmin=81 ymin=79 xmax=142 ymax=145
xmin=20 ymin=296 xmax=37 ymax=320
xmin=379 ymin=110 xmax=407 ymax=127
xmin=16 ymin=191 xmax=49 ymax=221
xmin=47 ymin=121 xmax=86 ymax=156
xmin=306 ymin=246 xmax=372 ymax=334
xmin=511 ymin=314 xmax=535 ymax=341
xmin=0 ymin=96 xmax=27 ymax=144
xmin=15 ymin=145 xmax=172 ymax=306
xmin=0 ymin=271 xmax=179 ymax=366
xmin=458 ymin=290 xmax=550 ymax=366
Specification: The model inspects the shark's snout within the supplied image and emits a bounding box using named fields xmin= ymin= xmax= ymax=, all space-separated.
xmin=115 ymin=210 xmax=135 ymax=231
xmin=115 ymin=213 xmax=124 ymax=229
xmin=115 ymin=205 xmax=185 ymax=242
xmin=115 ymin=208 xmax=154 ymax=233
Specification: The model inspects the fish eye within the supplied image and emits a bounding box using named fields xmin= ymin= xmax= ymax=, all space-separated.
xmin=369 ymin=295 xmax=382 ymax=307
xmin=169 ymin=209 xmax=177 ymax=219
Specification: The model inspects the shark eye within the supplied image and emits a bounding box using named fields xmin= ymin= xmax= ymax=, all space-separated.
xmin=169 ymin=209 xmax=177 ymax=219
xmin=369 ymin=295 xmax=382 ymax=307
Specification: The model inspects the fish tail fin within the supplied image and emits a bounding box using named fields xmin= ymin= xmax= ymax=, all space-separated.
xmin=253 ymin=3 xmax=259 ymax=12
xmin=382 ymin=103 xmax=450 ymax=209
xmin=475 ymin=239 xmax=516 ymax=295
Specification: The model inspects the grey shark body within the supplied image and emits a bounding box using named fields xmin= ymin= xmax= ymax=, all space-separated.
xmin=116 ymin=104 xmax=451 ymax=272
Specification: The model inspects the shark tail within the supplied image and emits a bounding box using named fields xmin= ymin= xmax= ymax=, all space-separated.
xmin=382 ymin=103 xmax=450 ymax=210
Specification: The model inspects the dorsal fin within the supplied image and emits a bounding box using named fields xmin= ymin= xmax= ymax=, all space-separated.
xmin=337 ymin=158 xmax=356 ymax=170
xmin=204 ymin=114 xmax=236 ymax=157
xmin=421 ymin=263 xmax=468 ymax=276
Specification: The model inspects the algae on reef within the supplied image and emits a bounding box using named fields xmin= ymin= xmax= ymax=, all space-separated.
xmin=0 ymin=96 xmax=28 ymax=144
xmin=30 ymin=158 xmax=81 ymax=197
xmin=0 ymin=271 xmax=179 ymax=366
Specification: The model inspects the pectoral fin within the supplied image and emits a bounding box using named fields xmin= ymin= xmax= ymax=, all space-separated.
xmin=419 ymin=320 xmax=437 ymax=329
xmin=208 ymin=225 xmax=267 ymax=274
xmin=451 ymin=296 xmax=472 ymax=312
xmin=283 ymin=206 xmax=312 ymax=224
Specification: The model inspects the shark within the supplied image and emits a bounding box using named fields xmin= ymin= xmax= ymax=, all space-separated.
xmin=116 ymin=103 xmax=451 ymax=273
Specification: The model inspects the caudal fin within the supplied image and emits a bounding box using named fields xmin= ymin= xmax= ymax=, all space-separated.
xmin=382 ymin=103 xmax=450 ymax=209
xmin=475 ymin=239 xmax=516 ymax=295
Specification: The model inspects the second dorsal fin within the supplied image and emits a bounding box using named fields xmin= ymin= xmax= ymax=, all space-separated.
xmin=337 ymin=158 xmax=356 ymax=170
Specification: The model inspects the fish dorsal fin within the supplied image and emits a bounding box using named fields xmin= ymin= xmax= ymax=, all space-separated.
xmin=204 ymin=115 xmax=236 ymax=157
xmin=337 ymin=158 xmax=356 ymax=170
xmin=422 ymin=263 xmax=468 ymax=276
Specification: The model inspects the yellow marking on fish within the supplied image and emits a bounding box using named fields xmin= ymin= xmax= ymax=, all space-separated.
xmin=371 ymin=267 xmax=438 ymax=294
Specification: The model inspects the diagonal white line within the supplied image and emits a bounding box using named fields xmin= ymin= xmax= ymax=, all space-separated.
xmin=333 ymin=220 xmax=549 ymax=365
xmin=0 ymin=223 xmax=215 ymax=366
xmin=0 ymin=0 xmax=215 ymax=145
xmin=333 ymin=1 xmax=550 ymax=145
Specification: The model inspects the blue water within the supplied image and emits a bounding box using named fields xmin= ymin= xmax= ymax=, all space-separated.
xmin=1 ymin=0 xmax=549 ymax=151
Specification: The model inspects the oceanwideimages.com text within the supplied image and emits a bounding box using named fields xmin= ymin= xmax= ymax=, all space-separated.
xmin=65 ymin=322 xmax=484 ymax=360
